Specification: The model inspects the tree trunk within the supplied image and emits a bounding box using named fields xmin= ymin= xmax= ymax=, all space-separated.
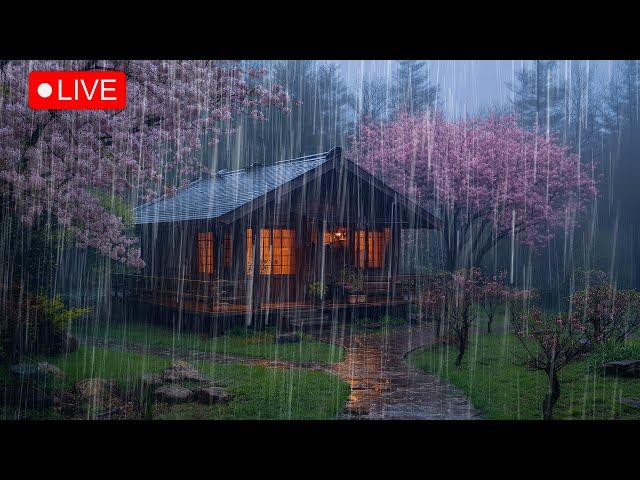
xmin=487 ymin=314 xmax=493 ymax=334
xmin=454 ymin=328 xmax=467 ymax=368
xmin=542 ymin=370 xmax=560 ymax=420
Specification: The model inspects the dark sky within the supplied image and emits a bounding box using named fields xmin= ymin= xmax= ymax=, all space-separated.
xmin=335 ymin=60 xmax=613 ymax=117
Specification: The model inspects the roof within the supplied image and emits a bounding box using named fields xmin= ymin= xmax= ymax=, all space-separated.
xmin=134 ymin=151 xmax=332 ymax=225
xmin=133 ymin=147 xmax=438 ymax=227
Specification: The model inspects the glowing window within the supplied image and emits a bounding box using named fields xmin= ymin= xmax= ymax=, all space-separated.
xmin=355 ymin=230 xmax=366 ymax=268
xmin=246 ymin=228 xmax=253 ymax=275
xmin=368 ymin=231 xmax=386 ymax=268
xmin=197 ymin=232 xmax=214 ymax=274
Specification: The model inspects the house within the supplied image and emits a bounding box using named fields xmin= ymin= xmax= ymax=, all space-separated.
xmin=118 ymin=147 xmax=438 ymax=327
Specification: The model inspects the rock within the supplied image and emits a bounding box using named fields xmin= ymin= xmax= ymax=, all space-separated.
xmin=141 ymin=372 xmax=164 ymax=387
xmin=10 ymin=363 xmax=41 ymax=381
xmin=75 ymin=378 xmax=119 ymax=409
xmin=155 ymin=384 xmax=193 ymax=403
xmin=194 ymin=386 xmax=233 ymax=405
xmin=37 ymin=362 xmax=64 ymax=378
xmin=602 ymin=360 xmax=640 ymax=378
xmin=162 ymin=361 xmax=209 ymax=383
xmin=621 ymin=397 xmax=640 ymax=409
xmin=275 ymin=332 xmax=301 ymax=344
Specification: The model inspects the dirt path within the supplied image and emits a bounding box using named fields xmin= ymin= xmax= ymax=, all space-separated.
xmin=83 ymin=323 xmax=481 ymax=420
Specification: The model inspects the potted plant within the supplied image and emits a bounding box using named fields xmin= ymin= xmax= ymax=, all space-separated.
xmin=307 ymin=282 xmax=328 ymax=305
xmin=336 ymin=267 xmax=365 ymax=304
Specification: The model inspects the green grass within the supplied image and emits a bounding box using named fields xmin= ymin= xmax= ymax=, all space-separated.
xmin=72 ymin=322 xmax=344 ymax=364
xmin=408 ymin=321 xmax=640 ymax=420
xmin=5 ymin=346 xmax=349 ymax=420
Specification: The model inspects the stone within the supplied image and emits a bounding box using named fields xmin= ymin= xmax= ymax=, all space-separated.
xmin=162 ymin=361 xmax=209 ymax=383
xmin=621 ymin=397 xmax=640 ymax=410
xmin=194 ymin=386 xmax=233 ymax=405
xmin=75 ymin=378 xmax=118 ymax=400
xmin=141 ymin=372 xmax=164 ymax=387
xmin=602 ymin=360 xmax=640 ymax=378
xmin=155 ymin=384 xmax=193 ymax=403
xmin=37 ymin=362 xmax=64 ymax=378
xmin=9 ymin=363 xmax=40 ymax=381
xmin=275 ymin=332 xmax=301 ymax=344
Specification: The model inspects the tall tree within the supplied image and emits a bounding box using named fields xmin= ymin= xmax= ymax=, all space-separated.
xmin=0 ymin=60 xmax=293 ymax=277
xmin=351 ymin=113 xmax=597 ymax=271
xmin=349 ymin=77 xmax=389 ymax=122
xmin=392 ymin=61 xmax=438 ymax=114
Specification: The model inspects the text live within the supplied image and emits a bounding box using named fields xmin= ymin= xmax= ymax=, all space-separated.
xmin=28 ymin=71 xmax=126 ymax=110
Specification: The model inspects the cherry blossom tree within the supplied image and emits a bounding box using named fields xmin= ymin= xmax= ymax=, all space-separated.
xmin=479 ymin=271 xmax=508 ymax=333
xmin=446 ymin=268 xmax=482 ymax=367
xmin=351 ymin=113 xmax=597 ymax=270
xmin=511 ymin=307 xmax=590 ymax=420
xmin=0 ymin=60 xmax=293 ymax=269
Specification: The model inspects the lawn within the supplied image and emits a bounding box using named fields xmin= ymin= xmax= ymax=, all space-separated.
xmin=408 ymin=316 xmax=640 ymax=420
xmin=2 ymin=346 xmax=350 ymax=420
xmin=72 ymin=321 xmax=344 ymax=364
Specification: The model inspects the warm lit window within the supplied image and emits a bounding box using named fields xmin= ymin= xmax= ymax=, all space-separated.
xmin=368 ymin=231 xmax=386 ymax=268
xmin=354 ymin=229 xmax=391 ymax=269
xmin=324 ymin=227 xmax=348 ymax=245
xmin=355 ymin=230 xmax=366 ymax=268
xmin=224 ymin=231 xmax=232 ymax=269
xmin=249 ymin=228 xmax=296 ymax=275
xmin=246 ymin=228 xmax=253 ymax=275
xmin=197 ymin=232 xmax=214 ymax=274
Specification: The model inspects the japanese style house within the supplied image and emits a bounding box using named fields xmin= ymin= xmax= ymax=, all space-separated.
xmin=117 ymin=147 xmax=438 ymax=326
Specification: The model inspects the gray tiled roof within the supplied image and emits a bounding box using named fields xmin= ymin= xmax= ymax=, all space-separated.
xmin=134 ymin=152 xmax=331 ymax=225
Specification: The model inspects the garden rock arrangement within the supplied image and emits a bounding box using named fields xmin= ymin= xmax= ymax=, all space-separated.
xmin=149 ymin=361 xmax=234 ymax=406
xmin=602 ymin=360 xmax=640 ymax=378
xmin=61 ymin=378 xmax=134 ymax=419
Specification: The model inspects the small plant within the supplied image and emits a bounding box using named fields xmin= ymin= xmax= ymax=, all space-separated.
xmin=308 ymin=282 xmax=328 ymax=303
xmin=336 ymin=267 xmax=364 ymax=294
xmin=478 ymin=271 xmax=508 ymax=333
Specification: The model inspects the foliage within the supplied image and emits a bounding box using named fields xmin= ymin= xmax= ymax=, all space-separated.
xmin=308 ymin=282 xmax=328 ymax=302
xmin=478 ymin=271 xmax=508 ymax=333
xmin=409 ymin=329 xmax=640 ymax=420
xmin=570 ymin=285 xmax=640 ymax=345
xmin=0 ymin=60 xmax=294 ymax=267
xmin=32 ymin=294 xmax=90 ymax=333
xmin=335 ymin=267 xmax=364 ymax=293
xmin=351 ymin=113 xmax=597 ymax=270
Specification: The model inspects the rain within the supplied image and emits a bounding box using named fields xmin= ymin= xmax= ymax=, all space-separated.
xmin=1 ymin=59 xmax=639 ymax=421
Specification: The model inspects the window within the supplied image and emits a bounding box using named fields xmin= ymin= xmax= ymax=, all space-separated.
xmin=247 ymin=228 xmax=296 ymax=276
xmin=368 ymin=231 xmax=386 ymax=268
xmin=197 ymin=232 xmax=214 ymax=274
xmin=246 ymin=228 xmax=253 ymax=275
xmin=355 ymin=230 xmax=366 ymax=268
xmin=224 ymin=231 xmax=232 ymax=269
xmin=354 ymin=229 xmax=391 ymax=269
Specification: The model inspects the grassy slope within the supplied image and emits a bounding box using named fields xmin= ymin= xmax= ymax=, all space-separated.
xmin=408 ymin=315 xmax=640 ymax=420
xmin=73 ymin=322 xmax=344 ymax=364
xmin=40 ymin=347 xmax=350 ymax=420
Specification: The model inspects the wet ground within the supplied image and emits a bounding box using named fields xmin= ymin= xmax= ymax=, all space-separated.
xmin=83 ymin=323 xmax=480 ymax=420
xmin=317 ymin=325 xmax=481 ymax=420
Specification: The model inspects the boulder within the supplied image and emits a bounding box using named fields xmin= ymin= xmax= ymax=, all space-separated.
xmin=162 ymin=361 xmax=209 ymax=383
xmin=194 ymin=386 xmax=233 ymax=405
xmin=275 ymin=332 xmax=301 ymax=344
xmin=621 ymin=397 xmax=640 ymax=410
xmin=602 ymin=360 xmax=640 ymax=378
xmin=141 ymin=372 xmax=164 ymax=387
xmin=10 ymin=363 xmax=41 ymax=381
xmin=344 ymin=403 xmax=370 ymax=417
xmin=155 ymin=384 xmax=193 ymax=403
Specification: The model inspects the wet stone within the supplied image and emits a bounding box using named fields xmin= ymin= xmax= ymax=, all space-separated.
xmin=162 ymin=361 xmax=209 ymax=383
xmin=155 ymin=385 xmax=194 ymax=403
xmin=194 ymin=386 xmax=233 ymax=405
